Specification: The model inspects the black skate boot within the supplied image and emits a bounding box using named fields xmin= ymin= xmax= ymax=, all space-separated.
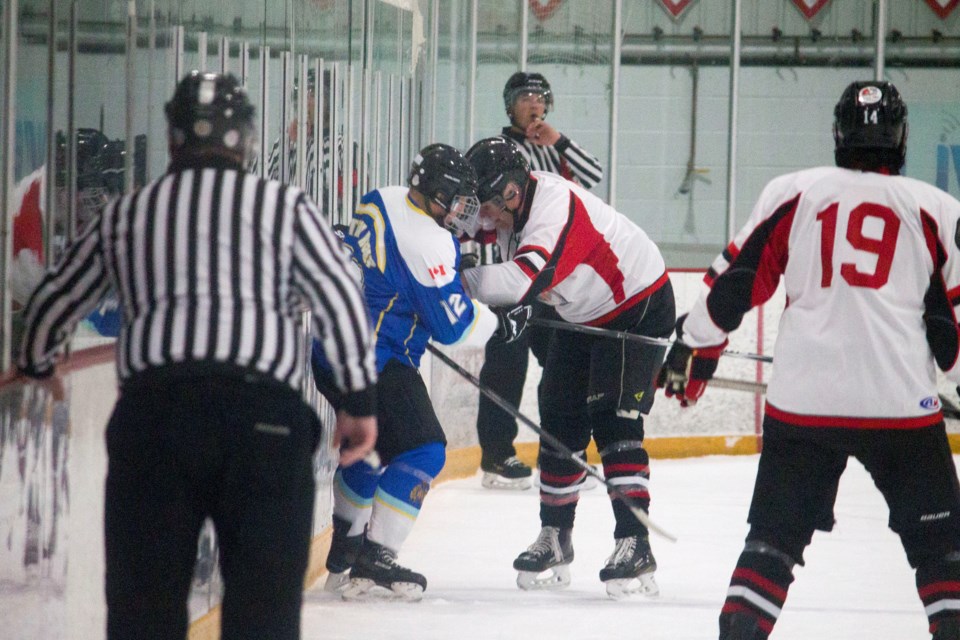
xmin=599 ymin=535 xmax=659 ymax=599
xmin=513 ymin=526 xmax=574 ymax=590
xmin=481 ymin=455 xmax=533 ymax=490
xmin=343 ymin=539 xmax=427 ymax=601
xmin=323 ymin=515 xmax=363 ymax=592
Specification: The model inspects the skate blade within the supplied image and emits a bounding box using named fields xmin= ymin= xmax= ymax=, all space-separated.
xmin=341 ymin=578 xmax=424 ymax=602
xmin=516 ymin=565 xmax=571 ymax=591
xmin=324 ymin=571 xmax=351 ymax=593
xmin=604 ymin=573 xmax=659 ymax=600
xmin=482 ymin=472 xmax=532 ymax=490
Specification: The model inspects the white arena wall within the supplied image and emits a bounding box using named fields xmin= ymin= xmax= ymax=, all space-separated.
xmin=3 ymin=270 xmax=959 ymax=640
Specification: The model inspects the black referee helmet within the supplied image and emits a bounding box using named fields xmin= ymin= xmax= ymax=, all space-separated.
xmin=166 ymin=71 xmax=257 ymax=167
xmin=503 ymin=71 xmax=554 ymax=114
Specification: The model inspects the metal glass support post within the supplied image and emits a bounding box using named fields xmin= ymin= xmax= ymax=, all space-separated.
xmin=297 ymin=54 xmax=308 ymax=190
xmin=725 ymin=0 xmax=743 ymax=242
xmin=608 ymin=0 xmax=622 ymax=207
xmin=147 ymin=0 xmax=155 ymax=178
xmin=44 ymin=0 xmax=57 ymax=265
xmin=428 ymin=0 xmax=439 ymax=143
xmin=125 ymin=1 xmax=137 ymax=194
xmin=198 ymin=31 xmax=207 ymax=72
xmin=467 ymin=0 xmax=477 ymax=144
xmin=374 ymin=71 xmax=382 ymax=187
xmin=281 ymin=51 xmax=293 ymax=184
xmin=328 ymin=63 xmax=339 ymax=222
xmin=0 ymin=0 xmax=18 ymax=370
xmin=220 ymin=36 xmax=229 ymax=74
xmin=312 ymin=58 xmax=323 ymax=201
xmin=875 ymin=0 xmax=887 ymax=80
xmin=520 ymin=0 xmax=528 ymax=71
xmin=173 ymin=24 xmax=184 ymax=83
xmin=240 ymin=41 xmax=249 ymax=86
xmin=342 ymin=65 xmax=354 ymax=224
xmin=388 ymin=74 xmax=396 ymax=183
xmin=66 ymin=2 xmax=77 ymax=245
xmin=259 ymin=46 xmax=270 ymax=179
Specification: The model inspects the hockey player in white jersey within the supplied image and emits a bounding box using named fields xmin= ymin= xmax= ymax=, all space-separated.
xmin=461 ymin=137 xmax=676 ymax=598
xmin=658 ymin=81 xmax=960 ymax=640
xmin=311 ymin=143 xmax=529 ymax=601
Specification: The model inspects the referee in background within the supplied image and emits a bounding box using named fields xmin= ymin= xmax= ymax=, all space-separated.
xmin=9 ymin=71 xmax=378 ymax=640
xmin=472 ymin=71 xmax=605 ymax=489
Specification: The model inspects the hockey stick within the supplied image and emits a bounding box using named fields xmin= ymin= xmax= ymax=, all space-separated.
xmin=426 ymin=342 xmax=678 ymax=543
xmin=529 ymin=317 xmax=773 ymax=364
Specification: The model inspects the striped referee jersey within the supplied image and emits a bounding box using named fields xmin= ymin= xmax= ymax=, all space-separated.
xmin=500 ymin=126 xmax=603 ymax=189
xmin=470 ymin=127 xmax=604 ymax=265
xmin=17 ymin=158 xmax=377 ymax=404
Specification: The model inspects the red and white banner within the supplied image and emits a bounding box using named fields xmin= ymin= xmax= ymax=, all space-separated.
xmin=11 ymin=166 xmax=47 ymax=307
xmin=655 ymin=0 xmax=699 ymax=20
xmin=790 ymin=0 xmax=833 ymax=20
xmin=529 ymin=0 xmax=564 ymax=22
xmin=924 ymin=0 xmax=960 ymax=19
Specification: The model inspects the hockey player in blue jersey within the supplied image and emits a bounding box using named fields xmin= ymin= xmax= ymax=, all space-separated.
xmin=312 ymin=143 xmax=531 ymax=600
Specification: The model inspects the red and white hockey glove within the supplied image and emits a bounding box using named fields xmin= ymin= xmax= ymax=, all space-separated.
xmin=655 ymin=315 xmax=727 ymax=407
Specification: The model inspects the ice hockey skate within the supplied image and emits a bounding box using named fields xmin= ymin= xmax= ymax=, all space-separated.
xmin=341 ymin=540 xmax=427 ymax=602
xmin=599 ymin=534 xmax=659 ymax=599
xmin=480 ymin=455 xmax=533 ymax=490
xmin=323 ymin=515 xmax=363 ymax=593
xmin=513 ymin=526 xmax=574 ymax=590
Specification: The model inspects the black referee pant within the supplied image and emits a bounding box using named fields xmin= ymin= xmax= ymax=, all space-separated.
xmin=104 ymin=373 xmax=320 ymax=640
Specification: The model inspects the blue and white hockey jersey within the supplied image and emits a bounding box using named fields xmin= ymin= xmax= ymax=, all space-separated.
xmin=326 ymin=186 xmax=497 ymax=372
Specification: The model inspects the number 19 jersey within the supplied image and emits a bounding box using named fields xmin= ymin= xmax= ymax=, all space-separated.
xmin=682 ymin=166 xmax=960 ymax=426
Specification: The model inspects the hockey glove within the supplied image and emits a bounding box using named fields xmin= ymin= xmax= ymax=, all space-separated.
xmin=492 ymin=305 xmax=532 ymax=344
xmin=458 ymin=252 xmax=480 ymax=272
xmin=656 ymin=315 xmax=727 ymax=407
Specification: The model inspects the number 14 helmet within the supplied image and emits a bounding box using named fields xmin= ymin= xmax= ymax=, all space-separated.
xmin=833 ymin=80 xmax=907 ymax=173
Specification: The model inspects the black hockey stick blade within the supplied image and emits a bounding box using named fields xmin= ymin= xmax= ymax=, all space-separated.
xmin=529 ymin=317 xmax=773 ymax=364
xmin=426 ymin=342 xmax=677 ymax=543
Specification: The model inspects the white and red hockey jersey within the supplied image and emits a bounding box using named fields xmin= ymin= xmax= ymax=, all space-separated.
xmin=682 ymin=166 xmax=960 ymax=427
xmin=462 ymin=171 xmax=668 ymax=326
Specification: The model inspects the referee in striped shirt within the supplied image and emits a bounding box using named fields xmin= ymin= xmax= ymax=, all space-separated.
xmin=11 ymin=71 xmax=377 ymax=640
xmin=474 ymin=71 xmax=605 ymax=489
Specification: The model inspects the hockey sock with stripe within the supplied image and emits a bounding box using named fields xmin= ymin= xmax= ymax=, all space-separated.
xmin=333 ymin=461 xmax=381 ymax=536
xmin=719 ymin=541 xmax=796 ymax=639
xmin=916 ymin=552 xmax=960 ymax=636
xmin=366 ymin=442 xmax=445 ymax=552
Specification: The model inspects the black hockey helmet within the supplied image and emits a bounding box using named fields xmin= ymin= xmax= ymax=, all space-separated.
xmin=408 ymin=143 xmax=481 ymax=236
xmin=465 ymin=137 xmax=530 ymax=204
xmin=165 ymin=71 xmax=257 ymax=167
xmin=503 ymin=71 xmax=553 ymax=114
xmin=833 ymin=80 xmax=907 ymax=172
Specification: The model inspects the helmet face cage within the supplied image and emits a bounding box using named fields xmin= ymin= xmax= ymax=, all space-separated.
xmin=833 ymin=81 xmax=907 ymax=169
xmin=442 ymin=194 xmax=482 ymax=237
xmin=165 ymin=71 xmax=257 ymax=167
xmin=503 ymin=72 xmax=554 ymax=114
